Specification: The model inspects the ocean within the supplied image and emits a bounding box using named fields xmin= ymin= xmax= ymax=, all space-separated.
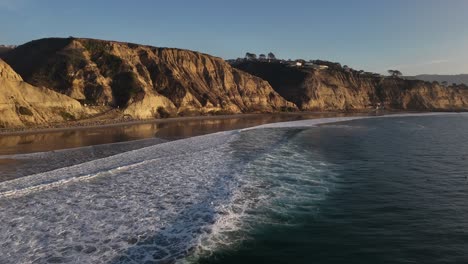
xmin=0 ymin=113 xmax=467 ymax=263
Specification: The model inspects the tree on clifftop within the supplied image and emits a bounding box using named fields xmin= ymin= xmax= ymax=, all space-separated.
xmin=388 ymin=70 xmax=402 ymax=78
xmin=259 ymin=54 xmax=266 ymax=60
xmin=245 ymin=52 xmax=257 ymax=60
xmin=268 ymin=52 xmax=276 ymax=60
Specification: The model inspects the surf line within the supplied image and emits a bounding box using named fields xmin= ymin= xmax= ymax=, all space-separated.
xmin=0 ymin=130 xmax=239 ymax=199
xmin=0 ymin=156 xmax=163 ymax=199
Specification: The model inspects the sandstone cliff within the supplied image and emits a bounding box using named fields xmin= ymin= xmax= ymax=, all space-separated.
xmin=232 ymin=61 xmax=468 ymax=111
xmin=0 ymin=59 xmax=88 ymax=127
xmin=3 ymin=38 xmax=295 ymax=119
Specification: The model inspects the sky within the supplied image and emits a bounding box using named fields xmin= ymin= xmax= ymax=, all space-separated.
xmin=0 ymin=0 xmax=467 ymax=75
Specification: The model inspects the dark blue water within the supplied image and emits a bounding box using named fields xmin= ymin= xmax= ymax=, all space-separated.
xmin=197 ymin=115 xmax=468 ymax=264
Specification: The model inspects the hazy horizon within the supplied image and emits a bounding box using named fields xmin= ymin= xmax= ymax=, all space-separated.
xmin=1 ymin=0 xmax=467 ymax=75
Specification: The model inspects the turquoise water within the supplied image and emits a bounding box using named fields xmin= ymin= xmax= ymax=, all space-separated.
xmin=1 ymin=114 xmax=467 ymax=263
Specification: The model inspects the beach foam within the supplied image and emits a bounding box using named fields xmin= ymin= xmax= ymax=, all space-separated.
xmin=0 ymin=131 xmax=241 ymax=263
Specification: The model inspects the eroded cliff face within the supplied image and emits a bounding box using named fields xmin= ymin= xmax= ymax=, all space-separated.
xmin=378 ymin=78 xmax=468 ymax=110
xmin=3 ymin=38 xmax=295 ymax=119
xmin=300 ymin=70 xmax=379 ymax=110
xmin=0 ymin=59 xmax=88 ymax=127
xmin=233 ymin=61 xmax=468 ymax=111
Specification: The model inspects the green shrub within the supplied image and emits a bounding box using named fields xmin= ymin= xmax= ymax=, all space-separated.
xmin=66 ymin=51 xmax=87 ymax=69
xmin=60 ymin=111 xmax=76 ymax=121
xmin=83 ymin=84 xmax=104 ymax=104
xmin=177 ymin=109 xmax=202 ymax=117
xmin=111 ymin=72 xmax=142 ymax=108
xmin=82 ymin=40 xmax=110 ymax=54
xmin=208 ymin=109 xmax=232 ymax=116
xmin=269 ymin=92 xmax=276 ymax=100
xmin=83 ymin=40 xmax=123 ymax=77
xmin=98 ymin=53 xmax=123 ymax=77
xmin=200 ymin=93 xmax=210 ymax=107
xmin=280 ymin=106 xmax=297 ymax=112
xmin=18 ymin=106 xmax=33 ymax=116
xmin=157 ymin=107 xmax=171 ymax=118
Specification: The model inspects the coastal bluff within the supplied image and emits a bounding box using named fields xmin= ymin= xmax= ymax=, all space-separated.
xmin=232 ymin=61 xmax=468 ymax=111
xmin=1 ymin=37 xmax=468 ymax=129
xmin=2 ymin=38 xmax=295 ymax=121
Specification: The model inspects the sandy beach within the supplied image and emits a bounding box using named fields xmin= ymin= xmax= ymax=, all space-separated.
xmin=0 ymin=112 xmax=380 ymax=155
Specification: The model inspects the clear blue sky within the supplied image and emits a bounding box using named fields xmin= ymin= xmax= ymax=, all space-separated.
xmin=1 ymin=0 xmax=467 ymax=75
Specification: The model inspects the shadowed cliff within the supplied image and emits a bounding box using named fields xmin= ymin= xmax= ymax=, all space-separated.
xmin=232 ymin=61 xmax=468 ymax=111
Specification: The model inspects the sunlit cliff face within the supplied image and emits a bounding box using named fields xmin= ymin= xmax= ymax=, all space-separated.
xmin=0 ymin=59 xmax=89 ymax=127
xmin=2 ymin=38 xmax=295 ymax=122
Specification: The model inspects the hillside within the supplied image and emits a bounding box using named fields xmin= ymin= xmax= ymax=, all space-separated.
xmin=0 ymin=59 xmax=88 ymax=127
xmin=232 ymin=61 xmax=468 ymax=111
xmin=406 ymin=74 xmax=468 ymax=85
xmin=0 ymin=45 xmax=14 ymax=55
xmin=2 ymin=38 xmax=295 ymax=120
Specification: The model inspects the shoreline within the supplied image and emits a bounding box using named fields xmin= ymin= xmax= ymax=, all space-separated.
xmin=0 ymin=111 xmax=385 ymax=156
xmin=0 ymin=113 xmax=261 ymax=136
xmin=0 ymin=111 xmax=361 ymax=136
xmin=0 ymin=110 xmax=416 ymax=137
xmin=0 ymin=110 xmax=451 ymax=156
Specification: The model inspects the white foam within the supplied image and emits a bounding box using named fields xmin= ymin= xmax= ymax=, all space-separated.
xmin=0 ymin=131 xmax=234 ymax=197
xmin=183 ymin=129 xmax=340 ymax=262
xmin=0 ymin=131 xmax=241 ymax=263
xmin=0 ymin=137 xmax=168 ymax=181
xmin=0 ymin=137 xmax=167 ymax=160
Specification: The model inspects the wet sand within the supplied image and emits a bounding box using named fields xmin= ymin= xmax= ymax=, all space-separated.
xmin=0 ymin=112 xmax=372 ymax=156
